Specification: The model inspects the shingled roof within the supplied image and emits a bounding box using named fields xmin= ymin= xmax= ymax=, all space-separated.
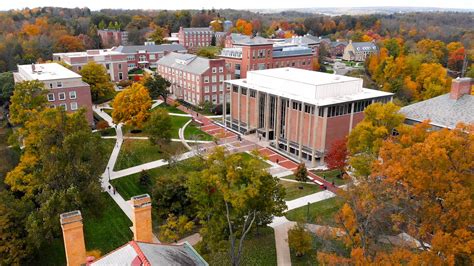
xmin=157 ymin=52 xmax=219 ymax=75
xmin=113 ymin=43 xmax=186 ymax=54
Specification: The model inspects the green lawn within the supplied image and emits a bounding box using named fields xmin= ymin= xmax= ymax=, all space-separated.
xmin=184 ymin=121 xmax=213 ymax=141
xmin=153 ymin=103 xmax=187 ymax=114
xmin=206 ymin=227 xmax=276 ymax=266
xmin=34 ymin=193 xmax=132 ymax=265
xmin=111 ymin=157 xmax=202 ymax=200
xmin=285 ymin=197 xmax=344 ymax=226
xmin=103 ymin=108 xmax=113 ymax=117
xmin=114 ymin=139 xmax=186 ymax=171
xmin=280 ymin=180 xmax=321 ymax=201
xmin=311 ymin=169 xmax=348 ymax=186
xmin=170 ymin=116 xmax=192 ymax=139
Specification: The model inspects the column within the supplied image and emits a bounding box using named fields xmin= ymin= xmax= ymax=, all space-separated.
xmin=320 ymin=107 xmax=329 ymax=164
xmin=229 ymin=85 xmax=233 ymax=128
xmin=298 ymin=102 xmax=305 ymax=160
xmin=348 ymin=102 xmax=355 ymax=133
xmin=255 ymin=91 xmax=260 ymax=130
xmin=307 ymin=105 xmax=313 ymax=149
xmin=311 ymin=107 xmax=319 ymax=166
xmin=222 ymin=82 xmax=226 ymax=126
xmin=286 ymin=99 xmax=292 ymax=151
xmin=246 ymin=88 xmax=250 ymax=130
xmin=264 ymin=93 xmax=270 ymax=141
xmin=237 ymin=86 xmax=241 ymax=132
xmin=275 ymin=96 xmax=282 ymax=148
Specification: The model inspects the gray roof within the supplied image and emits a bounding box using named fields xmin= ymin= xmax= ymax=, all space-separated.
xmin=114 ymin=44 xmax=186 ymax=54
xmin=273 ymin=46 xmax=313 ymax=58
xmin=400 ymin=93 xmax=474 ymax=129
xmin=157 ymin=52 xmax=215 ymax=75
xmin=305 ymin=35 xmax=330 ymax=44
xmin=331 ymin=41 xmax=348 ymax=47
xmin=182 ymin=27 xmax=211 ymax=33
xmin=283 ymin=36 xmax=320 ymax=46
xmin=351 ymin=42 xmax=378 ymax=52
xmin=234 ymin=36 xmax=271 ymax=46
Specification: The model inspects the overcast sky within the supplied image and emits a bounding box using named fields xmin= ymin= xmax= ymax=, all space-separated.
xmin=2 ymin=0 xmax=473 ymax=10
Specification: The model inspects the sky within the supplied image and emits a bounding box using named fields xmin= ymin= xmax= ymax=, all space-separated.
xmin=2 ymin=0 xmax=473 ymax=11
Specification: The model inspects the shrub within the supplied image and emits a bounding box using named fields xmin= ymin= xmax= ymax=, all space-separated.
xmin=288 ymin=223 xmax=312 ymax=257
xmin=96 ymin=120 xmax=110 ymax=130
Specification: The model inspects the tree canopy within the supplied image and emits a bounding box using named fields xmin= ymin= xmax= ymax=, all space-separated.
xmin=8 ymin=80 xmax=48 ymax=125
xmin=112 ymin=82 xmax=151 ymax=128
xmin=79 ymin=61 xmax=114 ymax=102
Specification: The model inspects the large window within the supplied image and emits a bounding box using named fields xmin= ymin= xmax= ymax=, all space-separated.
xmin=69 ymin=91 xmax=77 ymax=100
xmin=47 ymin=93 xmax=55 ymax=101
xmin=70 ymin=102 xmax=78 ymax=110
xmin=58 ymin=92 xmax=66 ymax=100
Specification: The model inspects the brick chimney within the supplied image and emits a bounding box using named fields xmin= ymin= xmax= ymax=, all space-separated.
xmin=60 ymin=210 xmax=86 ymax=266
xmin=131 ymin=194 xmax=153 ymax=243
xmin=450 ymin=77 xmax=472 ymax=100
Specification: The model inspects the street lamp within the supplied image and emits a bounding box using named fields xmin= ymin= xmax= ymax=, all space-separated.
xmin=107 ymin=166 xmax=110 ymax=182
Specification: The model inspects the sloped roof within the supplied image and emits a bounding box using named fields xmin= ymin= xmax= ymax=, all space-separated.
xmin=233 ymin=36 xmax=271 ymax=46
xmin=114 ymin=44 xmax=186 ymax=54
xmin=157 ymin=52 xmax=216 ymax=75
xmin=400 ymin=93 xmax=474 ymax=129
xmin=182 ymin=27 xmax=212 ymax=33
xmin=91 ymin=241 xmax=208 ymax=266
xmin=351 ymin=42 xmax=378 ymax=52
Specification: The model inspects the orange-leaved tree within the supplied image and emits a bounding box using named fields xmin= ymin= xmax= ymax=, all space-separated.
xmin=112 ymin=83 xmax=151 ymax=128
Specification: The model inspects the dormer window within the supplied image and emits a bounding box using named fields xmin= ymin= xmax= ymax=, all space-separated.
xmin=57 ymin=81 xmax=63 ymax=88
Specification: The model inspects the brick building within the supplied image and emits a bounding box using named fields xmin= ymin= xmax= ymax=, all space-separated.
xmin=343 ymin=40 xmax=378 ymax=61
xmin=14 ymin=63 xmax=94 ymax=125
xmin=53 ymin=49 xmax=128 ymax=82
xmin=219 ymin=36 xmax=314 ymax=79
xmin=157 ymin=52 xmax=231 ymax=106
xmin=59 ymin=194 xmax=208 ymax=266
xmin=330 ymin=41 xmax=348 ymax=57
xmin=113 ymin=43 xmax=187 ymax=69
xmin=178 ymin=27 xmax=213 ymax=51
xmin=97 ymin=29 xmax=128 ymax=48
xmin=223 ymin=68 xmax=393 ymax=165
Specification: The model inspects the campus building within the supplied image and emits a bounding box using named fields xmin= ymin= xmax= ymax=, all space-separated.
xmin=219 ymin=36 xmax=314 ymax=79
xmin=59 ymin=194 xmax=208 ymax=266
xmin=223 ymin=68 xmax=393 ymax=165
xmin=14 ymin=63 xmax=94 ymax=125
xmin=53 ymin=49 xmax=128 ymax=82
xmin=97 ymin=29 xmax=128 ymax=47
xmin=113 ymin=43 xmax=187 ymax=69
xmin=157 ymin=52 xmax=231 ymax=106
xmin=330 ymin=41 xmax=348 ymax=57
xmin=342 ymin=40 xmax=378 ymax=61
xmin=400 ymin=77 xmax=473 ymax=130
xmin=178 ymin=27 xmax=213 ymax=51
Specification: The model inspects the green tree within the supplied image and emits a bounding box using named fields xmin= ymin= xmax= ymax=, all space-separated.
xmin=79 ymin=61 xmax=114 ymax=102
xmin=9 ymin=80 xmax=47 ymax=125
xmin=152 ymin=173 xmax=195 ymax=219
xmin=288 ymin=222 xmax=313 ymax=257
xmin=144 ymin=109 xmax=172 ymax=145
xmin=0 ymin=72 xmax=14 ymax=105
xmin=187 ymin=147 xmax=286 ymax=266
xmin=98 ymin=20 xmax=106 ymax=30
xmin=294 ymin=163 xmax=308 ymax=188
xmin=158 ymin=214 xmax=194 ymax=243
xmin=384 ymin=38 xmax=401 ymax=57
xmin=347 ymin=102 xmax=404 ymax=177
xmin=143 ymin=73 xmax=171 ymax=100
xmin=148 ymin=26 xmax=166 ymax=44
xmin=0 ymin=190 xmax=34 ymax=264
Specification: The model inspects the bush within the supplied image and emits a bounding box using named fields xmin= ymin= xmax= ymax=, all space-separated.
xmin=288 ymin=223 xmax=312 ymax=257
xmin=96 ymin=120 xmax=110 ymax=130
xmin=118 ymin=80 xmax=133 ymax=88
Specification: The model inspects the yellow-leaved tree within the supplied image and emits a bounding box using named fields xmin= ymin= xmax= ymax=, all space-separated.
xmin=112 ymin=83 xmax=151 ymax=128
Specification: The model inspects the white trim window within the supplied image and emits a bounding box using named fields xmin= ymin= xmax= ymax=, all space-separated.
xmin=204 ymin=86 xmax=210 ymax=93
xmin=57 ymin=81 xmax=63 ymax=88
xmin=211 ymin=75 xmax=217 ymax=83
xmin=69 ymin=91 xmax=77 ymax=100
xmin=212 ymin=85 xmax=217 ymax=92
xmin=47 ymin=93 xmax=55 ymax=101
xmin=219 ymin=66 xmax=224 ymax=73
xmin=58 ymin=92 xmax=66 ymax=100
xmin=59 ymin=103 xmax=67 ymax=110
xmin=212 ymin=67 xmax=217 ymax=73
xmin=203 ymin=76 xmax=209 ymax=83
xmin=119 ymin=72 xmax=123 ymax=80
xmin=70 ymin=102 xmax=78 ymax=111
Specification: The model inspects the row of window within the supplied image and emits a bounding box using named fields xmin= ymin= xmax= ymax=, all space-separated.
xmin=49 ymin=102 xmax=78 ymax=111
xmin=226 ymin=59 xmax=312 ymax=74
xmin=127 ymin=54 xmax=161 ymax=61
xmin=47 ymin=91 xmax=77 ymax=101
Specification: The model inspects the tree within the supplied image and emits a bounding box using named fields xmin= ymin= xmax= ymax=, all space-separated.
xmin=324 ymin=122 xmax=474 ymax=264
xmin=288 ymin=223 xmax=313 ymax=257
xmin=143 ymin=73 xmax=171 ymax=100
xmin=139 ymin=170 xmax=151 ymax=187
xmin=294 ymin=163 xmax=308 ymax=188
xmin=152 ymin=172 xmax=195 ymax=219
xmin=147 ymin=24 xmax=167 ymax=44
xmin=112 ymin=83 xmax=151 ymax=128
xmin=9 ymin=80 xmax=47 ymax=125
xmin=187 ymin=147 xmax=286 ymax=265
xmin=144 ymin=109 xmax=172 ymax=145
xmin=325 ymin=138 xmax=348 ymax=171
xmin=210 ymin=20 xmax=223 ymax=32
xmin=54 ymin=35 xmax=85 ymax=52
xmin=234 ymin=19 xmax=253 ymax=35
xmin=347 ymin=102 xmax=404 ymax=177
xmin=79 ymin=61 xmax=114 ymax=102
xmin=159 ymin=214 xmax=194 ymax=243
xmin=0 ymin=72 xmax=14 ymax=105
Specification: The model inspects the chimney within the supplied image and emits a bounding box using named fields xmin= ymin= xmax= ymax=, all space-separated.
xmin=131 ymin=194 xmax=153 ymax=243
xmin=450 ymin=77 xmax=472 ymax=100
xmin=60 ymin=210 xmax=86 ymax=266
xmin=31 ymin=63 xmax=36 ymax=72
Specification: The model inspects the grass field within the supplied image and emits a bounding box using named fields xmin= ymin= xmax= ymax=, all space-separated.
xmin=170 ymin=116 xmax=191 ymax=138
xmin=239 ymin=152 xmax=271 ymax=168
xmin=280 ymin=180 xmax=321 ymax=201
xmin=184 ymin=121 xmax=213 ymax=141
xmin=311 ymin=169 xmax=348 ymax=186
xmin=206 ymin=227 xmax=276 ymax=266
xmin=153 ymin=103 xmax=187 ymax=114
xmin=114 ymin=139 xmax=185 ymax=171
xmin=285 ymin=197 xmax=344 ymax=226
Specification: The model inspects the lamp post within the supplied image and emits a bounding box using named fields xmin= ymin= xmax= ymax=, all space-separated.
xmin=107 ymin=166 xmax=110 ymax=182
